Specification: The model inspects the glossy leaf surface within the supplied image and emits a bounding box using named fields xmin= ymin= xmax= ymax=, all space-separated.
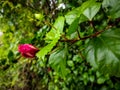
xmin=86 ymin=29 xmax=120 ymax=77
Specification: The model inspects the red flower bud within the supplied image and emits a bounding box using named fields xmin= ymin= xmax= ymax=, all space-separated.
xmin=18 ymin=44 xmax=39 ymax=58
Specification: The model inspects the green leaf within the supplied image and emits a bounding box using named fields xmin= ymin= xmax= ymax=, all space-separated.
xmin=65 ymin=0 xmax=95 ymax=25
xmin=7 ymin=50 xmax=14 ymax=61
xmin=102 ymin=0 xmax=119 ymax=8
xmin=102 ymin=0 xmax=120 ymax=19
xmin=67 ymin=17 xmax=79 ymax=35
xmin=36 ymin=40 xmax=58 ymax=59
xmin=79 ymin=14 xmax=88 ymax=23
xmin=36 ymin=16 xmax=64 ymax=59
xmin=89 ymin=75 xmax=95 ymax=82
xmin=48 ymin=82 xmax=59 ymax=90
xmin=67 ymin=60 xmax=74 ymax=67
xmin=85 ymin=29 xmax=120 ymax=77
xmin=45 ymin=16 xmax=64 ymax=41
xmin=49 ymin=48 xmax=67 ymax=78
xmin=83 ymin=3 xmax=101 ymax=20
xmin=97 ymin=77 xmax=106 ymax=84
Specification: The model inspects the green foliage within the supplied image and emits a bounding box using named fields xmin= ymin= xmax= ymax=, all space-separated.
xmin=83 ymin=2 xmax=101 ymax=20
xmin=65 ymin=0 xmax=96 ymax=25
xmin=102 ymin=0 xmax=120 ymax=19
xmin=85 ymin=29 xmax=120 ymax=77
xmin=0 ymin=0 xmax=120 ymax=90
xmin=49 ymin=47 xmax=68 ymax=78
xmin=36 ymin=16 xmax=64 ymax=59
xmin=67 ymin=17 xmax=79 ymax=36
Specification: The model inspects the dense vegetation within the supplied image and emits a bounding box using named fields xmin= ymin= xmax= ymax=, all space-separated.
xmin=0 ymin=0 xmax=120 ymax=90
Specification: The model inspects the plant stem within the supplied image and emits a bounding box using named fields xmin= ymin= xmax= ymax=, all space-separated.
xmin=89 ymin=20 xmax=97 ymax=32
xmin=60 ymin=25 xmax=112 ymax=43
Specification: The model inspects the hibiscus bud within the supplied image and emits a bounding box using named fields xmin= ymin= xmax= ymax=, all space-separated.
xmin=18 ymin=44 xmax=39 ymax=58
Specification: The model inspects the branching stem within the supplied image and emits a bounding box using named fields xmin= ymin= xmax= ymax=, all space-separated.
xmin=60 ymin=25 xmax=112 ymax=43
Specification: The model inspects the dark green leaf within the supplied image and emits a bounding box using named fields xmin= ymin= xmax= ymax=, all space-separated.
xmin=102 ymin=0 xmax=120 ymax=18
xmin=85 ymin=29 xmax=120 ymax=77
xmin=49 ymin=48 xmax=67 ymax=78
xmin=7 ymin=50 xmax=14 ymax=61
xmin=67 ymin=17 xmax=79 ymax=36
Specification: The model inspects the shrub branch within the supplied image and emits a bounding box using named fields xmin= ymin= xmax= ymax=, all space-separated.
xmin=60 ymin=25 xmax=112 ymax=43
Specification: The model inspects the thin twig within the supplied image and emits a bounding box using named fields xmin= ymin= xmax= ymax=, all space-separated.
xmin=77 ymin=29 xmax=81 ymax=39
xmin=60 ymin=25 xmax=112 ymax=43
xmin=43 ymin=20 xmax=58 ymax=31
xmin=89 ymin=20 xmax=97 ymax=32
